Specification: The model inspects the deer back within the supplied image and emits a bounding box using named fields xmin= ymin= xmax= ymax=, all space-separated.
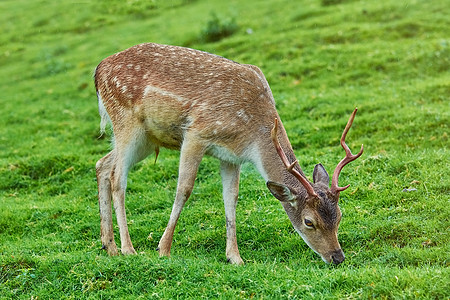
xmin=94 ymin=43 xmax=278 ymax=158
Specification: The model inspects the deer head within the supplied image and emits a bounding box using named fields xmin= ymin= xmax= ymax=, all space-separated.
xmin=267 ymin=109 xmax=363 ymax=264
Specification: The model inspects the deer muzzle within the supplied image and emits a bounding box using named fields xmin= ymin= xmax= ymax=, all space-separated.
xmin=330 ymin=249 xmax=345 ymax=265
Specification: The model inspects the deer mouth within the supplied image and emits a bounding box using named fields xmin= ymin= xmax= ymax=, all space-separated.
xmin=318 ymin=249 xmax=345 ymax=264
xmin=330 ymin=249 xmax=345 ymax=265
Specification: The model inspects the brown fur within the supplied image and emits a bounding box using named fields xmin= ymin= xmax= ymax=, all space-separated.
xmin=94 ymin=43 xmax=362 ymax=264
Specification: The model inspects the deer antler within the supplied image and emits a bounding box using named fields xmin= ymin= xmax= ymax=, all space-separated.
xmin=271 ymin=118 xmax=318 ymax=198
xmin=331 ymin=108 xmax=364 ymax=195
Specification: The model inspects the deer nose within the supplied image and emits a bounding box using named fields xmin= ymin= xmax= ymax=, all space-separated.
xmin=331 ymin=249 xmax=345 ymax=265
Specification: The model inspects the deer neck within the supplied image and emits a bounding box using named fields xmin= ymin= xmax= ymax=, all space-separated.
xmin=251 ymin=125 xmax=309 ymax=198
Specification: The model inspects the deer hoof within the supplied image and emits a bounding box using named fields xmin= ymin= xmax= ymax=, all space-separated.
xmin=157 ymin=239 xmax=172 ymax=257
xmin=158 ymin=248 xmax=171 ymax=257
xmin=102 ymin=243 xmax=119 ymax=256
xmin=227 ymin=255 xmax=244 ymax=265
xmin=121 ymin=247 xmax=137 ymax=255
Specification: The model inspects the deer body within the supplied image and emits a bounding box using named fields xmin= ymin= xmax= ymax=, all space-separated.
xmin=95 ymin=43 xmax=363 ymax=264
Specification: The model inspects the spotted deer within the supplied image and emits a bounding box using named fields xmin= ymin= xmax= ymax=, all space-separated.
xmin=94 ymin=43 xmax=363 ymax=265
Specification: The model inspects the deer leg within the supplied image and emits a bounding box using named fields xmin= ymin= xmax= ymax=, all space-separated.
xmin=157 ymin=136 xmax=205 ymax=257
xmin=111 ymin=129 xmax=154 ymax=255
xmin=96 ymin=150 xmax=119 ymax=256
xmin=220 ymin=161 xmax=243 ymax=265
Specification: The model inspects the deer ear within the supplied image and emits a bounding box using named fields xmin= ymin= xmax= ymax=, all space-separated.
xmin=266 ymin=181 xmax=298 ymax=208
xmin=313 ymin=164 xmax=330 ymax=185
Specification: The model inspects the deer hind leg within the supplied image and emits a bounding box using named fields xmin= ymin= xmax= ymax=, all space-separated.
xmin=96 ymin=150 xmax=119 ymax=255
xmin=220 ymin=161 xmax=244 ymax=265
xmin=110 ymin=128 xmax=154 ymax=255
xmin=157 ymin=134 xmax=205 ymax=257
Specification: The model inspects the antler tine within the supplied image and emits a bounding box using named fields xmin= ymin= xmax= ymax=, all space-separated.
xmin=271 ymin=118 xmax=318 ymax=198
xmin=331 ymin=108 xmax=364 ymax=194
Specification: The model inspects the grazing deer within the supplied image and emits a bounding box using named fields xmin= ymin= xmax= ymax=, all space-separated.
xmin=94 ymin=43 xmax=363 ymax=265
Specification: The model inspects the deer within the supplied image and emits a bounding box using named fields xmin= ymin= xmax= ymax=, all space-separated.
xmin=94 ymin=43 xmax=363 ymax=265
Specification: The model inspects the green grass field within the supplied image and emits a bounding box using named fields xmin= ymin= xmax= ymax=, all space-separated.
xmin=1 ymin=0 xmax=448 ymax=298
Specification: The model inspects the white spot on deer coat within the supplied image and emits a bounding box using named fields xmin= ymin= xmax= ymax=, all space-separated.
xmin=237 ymin=109 xmax=250 ymax=122
xmin=112 ymin=76 xmax=121 ymax=88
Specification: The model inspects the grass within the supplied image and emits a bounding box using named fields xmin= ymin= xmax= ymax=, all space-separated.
xmin=0 ymin=0 xmax=448 ymax=298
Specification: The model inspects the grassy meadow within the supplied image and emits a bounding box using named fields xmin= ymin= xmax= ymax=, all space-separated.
xmin=1 ymin=0 xmax=449 ymax=298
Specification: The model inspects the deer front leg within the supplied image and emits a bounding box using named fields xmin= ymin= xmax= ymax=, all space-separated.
xmin=220 ymin=161 xmax=244 ymax=265
xmin=157 ymin=137 xmax=205 ymax=257
xmin=96 ymin=151 xmax=119 ymax=256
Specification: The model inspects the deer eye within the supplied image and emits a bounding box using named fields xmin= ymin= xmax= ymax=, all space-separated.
xmin=304 ymin=219 xmax=315 ymax=228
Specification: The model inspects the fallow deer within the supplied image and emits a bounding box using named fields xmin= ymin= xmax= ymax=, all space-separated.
xmin=94 ymin=43 xmax=363 ymax=265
